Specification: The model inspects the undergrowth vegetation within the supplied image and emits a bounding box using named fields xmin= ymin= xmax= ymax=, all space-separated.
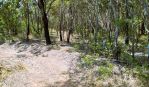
xmin=74 ymin=53 xmax=148 ymax=87
xmin=71 ymin=36 xmax=149 ymax=87
xmin=0 ymin=61 xmax=25 ymax=86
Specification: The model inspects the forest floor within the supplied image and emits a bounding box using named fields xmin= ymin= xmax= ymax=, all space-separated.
xmin=0 ymin=41 xmax=80 ymax=87
xmin=0 ymin=41 xmax=148 ymax=87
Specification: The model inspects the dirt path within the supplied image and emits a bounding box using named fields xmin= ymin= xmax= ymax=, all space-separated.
xmin=0 ymin=43 xmax=80 ymax=87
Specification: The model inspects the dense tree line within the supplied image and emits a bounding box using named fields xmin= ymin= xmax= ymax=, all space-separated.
xmin=0 ymin=0 xmax=149 ymax=59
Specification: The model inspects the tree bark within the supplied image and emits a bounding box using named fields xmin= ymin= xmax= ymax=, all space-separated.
xmin=59 ymin=0 xmax=64 ymax=41
xmin=38 ymin=0 xmax=51 ymax=45
xmin=67 ymin=3 xmax=73 ymax=43
xmin=125 ymin=0 xmax=129 ymax=45
xmin=125 ymin=23 xmax=129 ymax=45
xmin=140 ymin=21 xmax=145 ymax=35
xmin=26 ymin=3 xmax=30 ymax=42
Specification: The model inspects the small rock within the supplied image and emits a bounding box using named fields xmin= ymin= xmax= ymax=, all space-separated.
xmin=42 ymin=54 xmax=48 ymax=57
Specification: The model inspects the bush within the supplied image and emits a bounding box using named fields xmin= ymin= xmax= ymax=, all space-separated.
xmin=132 ymin=64 xmax=149 ymax=87
xmin=121 ymin=51 xmax=133 ymax=65
xmin=98 ymin=62 xmax=113 ymax=78
xmin=80 ymin=54 xmax=97 ymax=68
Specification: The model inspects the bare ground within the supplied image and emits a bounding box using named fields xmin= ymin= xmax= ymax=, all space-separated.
xmin=0 ymin=42 xmax=80 ymax=87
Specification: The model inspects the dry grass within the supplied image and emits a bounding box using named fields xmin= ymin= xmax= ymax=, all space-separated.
xmin=0 ymin=61 xmax=26 ymax=84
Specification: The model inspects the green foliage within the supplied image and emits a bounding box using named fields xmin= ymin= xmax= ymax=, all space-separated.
xmin=88 ymin=40 xmax=112 ymax=57
xmin=132 ymin=64 xmax=149 ymax=87
xmin=0 ymin=0 xmax=21 ymax=38
xmin=129 ymin=17 xmax=142 ymax=25
xmin=114 ymin=18 xmax=126 ymax=28
xmin=72 ymin=42 xmax=84 ymax=52
xmin=88 ymin=42 xmax=102 ymax=53
xmin=0 ymin=34 xmax=5 ymax=42
xmin=139 ymin=35 xmax=148 ymax=47
xmin=98 ymin=62 xmax=114 ymax=79
xmin=121 ymin=51 xmax=133 ymax=64
xmin=81 ymin=54 xmax=97 ymax=67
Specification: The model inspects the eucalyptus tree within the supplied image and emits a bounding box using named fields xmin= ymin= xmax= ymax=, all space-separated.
xmin=107 ymin=0 xmax=121 ymax=60
xmin=59 ymin=0 xmax=64 ymax=41
xmin=22 ymin=0 xmax=30 ymax=41
xmin=124 ymin=0 xmax=129 ymax=45
xmin=38 ymin=0 xmax=51 ymax=45
xmin=67 ymin=0 xmax=76 ymax=43
xmin=141 ymin=0 xmax=149 ymax=59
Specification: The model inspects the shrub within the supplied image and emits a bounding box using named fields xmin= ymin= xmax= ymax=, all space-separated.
xmin=98 ymin=62 xmax=114 ymax=79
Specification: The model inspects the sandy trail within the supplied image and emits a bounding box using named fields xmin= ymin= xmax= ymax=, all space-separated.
xmin=0 ymin=43 xmax=79 ymax=87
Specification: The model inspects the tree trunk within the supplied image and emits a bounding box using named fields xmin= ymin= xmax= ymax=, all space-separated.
xmin=38 ymin=0 xmax=51 ymax=45
xmin=125 ymin=23 xmax=129 ymax=45
xmin=125 ymin=0 xmax=129 ymax=45
xmin=59 ymin=0 xmax=64 ymax=41
xmin=140 ymin=21 xmax=145 ymax=35
xmin=26 ymin=3 xmax=30 ymax=42
xmin=67 ymin=3 xmax=73 ymax=43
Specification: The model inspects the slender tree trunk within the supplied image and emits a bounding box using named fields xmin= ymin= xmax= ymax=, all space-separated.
xmin=110 ymin=0 xmax=120 ymax=60
xmin=142 ymin=0 xmax=149 ymax=59
xmin=38 ymin=0 xmax=51 ymax=45
xmin=35 ymin=8 xmax=40 ymax=35
xmin=125 ymin=23 xmax=129 ymax=45
xmin=131 ymin=24 xmax=135 ymax=58
xmin=125 ymin=0 xmax=129 ymax=45
xmin=67 ymin=30 xmax=71 ymax=43
xmin=94 ymin=0 xmax=99 ymax=44
xmin=59 ymin=0 xmax=64 ymax=41
xmin=67 ymin=3 xmax=73 ymax=43
xmin=26 ymin=3 xmax=30 ymax=42
xmin=141 ymin=21 xmax=145 ymax=35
